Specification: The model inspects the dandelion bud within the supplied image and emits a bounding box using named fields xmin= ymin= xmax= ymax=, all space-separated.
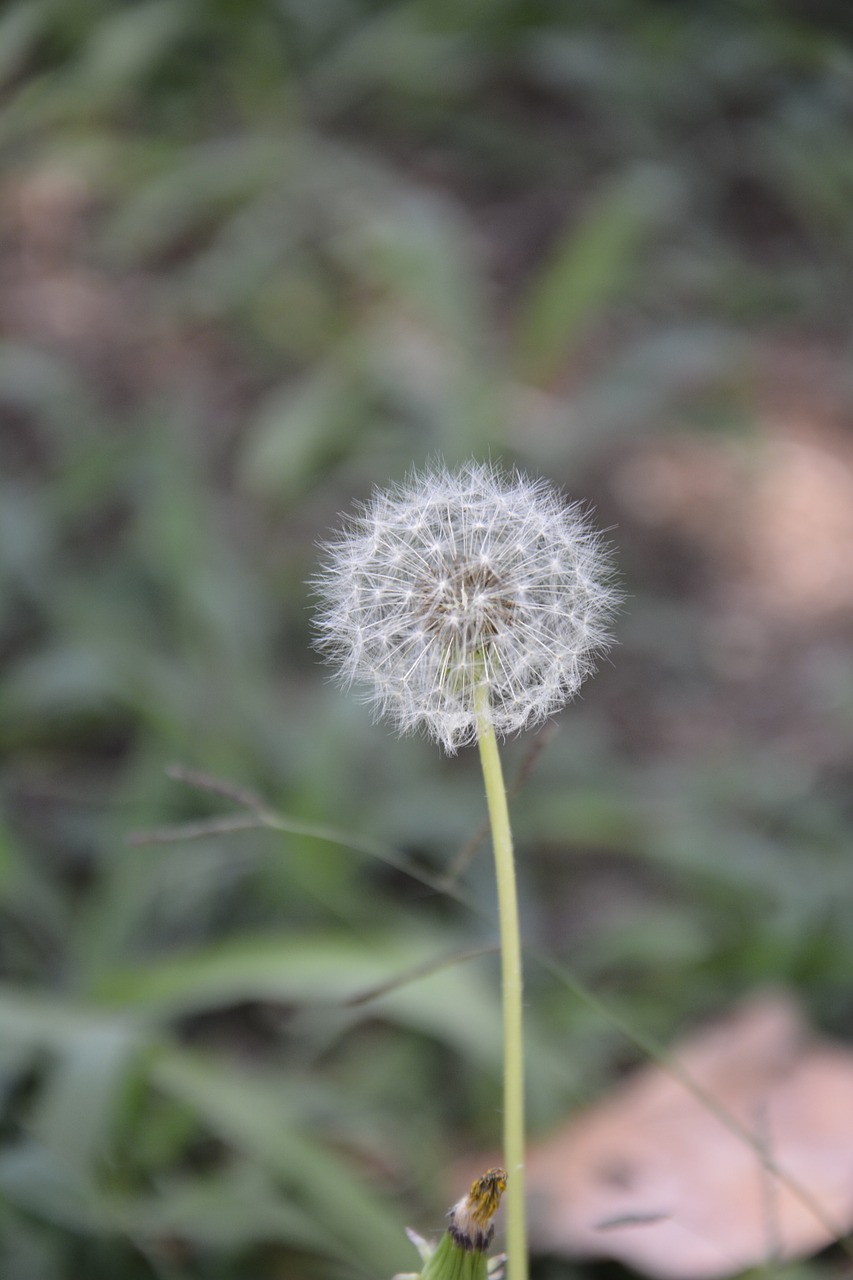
xmin=393 ymin=1169 xmax=508 ymax=1280
xmin=313 ymin=460 xmax=618 ymax=753
xmin=448 ymin=1166 xmax=508 ymax=1254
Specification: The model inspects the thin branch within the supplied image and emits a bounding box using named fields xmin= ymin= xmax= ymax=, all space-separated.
xmin=127 ymin=814 xmax=265 ymax=846
xmin=534 ymin=950 xmax=851 ymax=1259
xmin=756 ymin=1101 xmax=782 ymax=1272
xmin=165 ymin=764 xmax=266 ymax=813
xmin=132 ymin=766 xmax=399 ymax=867
xmin=344 ymin=944 xmax=498 ymax=1007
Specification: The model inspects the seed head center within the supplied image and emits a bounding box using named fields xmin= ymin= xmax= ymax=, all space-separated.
xmin=416 ymin=560 xmax=515 ymax=650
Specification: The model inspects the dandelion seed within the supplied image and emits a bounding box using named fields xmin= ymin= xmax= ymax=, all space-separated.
xmin=313 ymin=460 xmax=618 ymax=753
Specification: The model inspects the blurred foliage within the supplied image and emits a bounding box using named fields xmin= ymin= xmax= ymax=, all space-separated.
xmin=2 ymin=1 xmax=853 ymax=1277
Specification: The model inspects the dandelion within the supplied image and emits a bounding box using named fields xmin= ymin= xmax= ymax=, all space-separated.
xmin=313 ymin=460 xmax=617 ymax=754
xmin=313 ymin=460 xmax=618 ymax=1280
xmin=394 ymin=1168 xmax=508 ymax=1280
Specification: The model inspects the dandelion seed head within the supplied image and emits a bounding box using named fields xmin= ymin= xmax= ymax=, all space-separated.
xmin=312 ymin=460 xmax=619 ymax=753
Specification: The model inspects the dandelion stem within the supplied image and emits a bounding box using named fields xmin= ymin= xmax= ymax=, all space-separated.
xmin=476 ymin=683 xmax=527 ymax=1280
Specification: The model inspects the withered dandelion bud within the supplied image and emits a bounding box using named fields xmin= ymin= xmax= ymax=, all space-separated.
xmin=394 ymin=1169 xmax=509 ymax=1280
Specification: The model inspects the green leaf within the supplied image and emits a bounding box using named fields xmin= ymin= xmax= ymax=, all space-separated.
xmin=114 ymin=1163 xmax=326 ymax=1251
xmin=0 ymin=1143 xmax=105 ymax=1232
xmin=29 ymin=1023 xmax=141 ymax=1170
xmin=69 ymin=0 xmax=193 ymax=105
xmin=103 ymin=137 xmax=288 ymax=264
xmin=0 ymin=343 xmax=95 ymax=439
xmin=239 ymin=367 xmax=367 ymax=502
xmin=95 ymin=932 xmax=503 ymax=1066
xmin=0 ymin=0 xmax=194 ymax=139
xmin=151 ymin=1047 xmax=411 ymax=1275
xmin=95 ymin=933 xmax=427 ymax=1011
xmin=515 ymin=169 xmax=673 ymax=384
xmin=0 ymin=2 xmax=49 ymax=92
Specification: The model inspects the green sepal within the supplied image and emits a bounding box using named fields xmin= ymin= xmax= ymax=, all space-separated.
xmin=420 ymin=1232 xmax=488 ymax=1280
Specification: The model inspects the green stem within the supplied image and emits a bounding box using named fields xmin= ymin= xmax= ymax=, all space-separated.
xmin=475 ymin=685 xmax=528 ymax=1280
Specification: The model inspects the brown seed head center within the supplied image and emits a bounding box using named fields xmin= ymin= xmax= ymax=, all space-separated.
xmin=416 ymin=562 xmax=515 ymax=649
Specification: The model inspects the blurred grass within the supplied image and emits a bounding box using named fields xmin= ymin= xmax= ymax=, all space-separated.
xmin=2 ymin=1 xmax=853 ymax=1277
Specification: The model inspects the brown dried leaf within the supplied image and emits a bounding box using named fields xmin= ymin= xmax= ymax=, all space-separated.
xmin=528 ymin=992 xmax=853 ymax=1278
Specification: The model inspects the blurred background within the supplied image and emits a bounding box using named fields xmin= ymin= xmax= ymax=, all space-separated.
xmin=3 ymin=2 xmax=853 ymax=1278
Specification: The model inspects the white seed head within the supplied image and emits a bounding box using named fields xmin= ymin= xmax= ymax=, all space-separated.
xmin=312 ymin=461 xmax=619 ymax=753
